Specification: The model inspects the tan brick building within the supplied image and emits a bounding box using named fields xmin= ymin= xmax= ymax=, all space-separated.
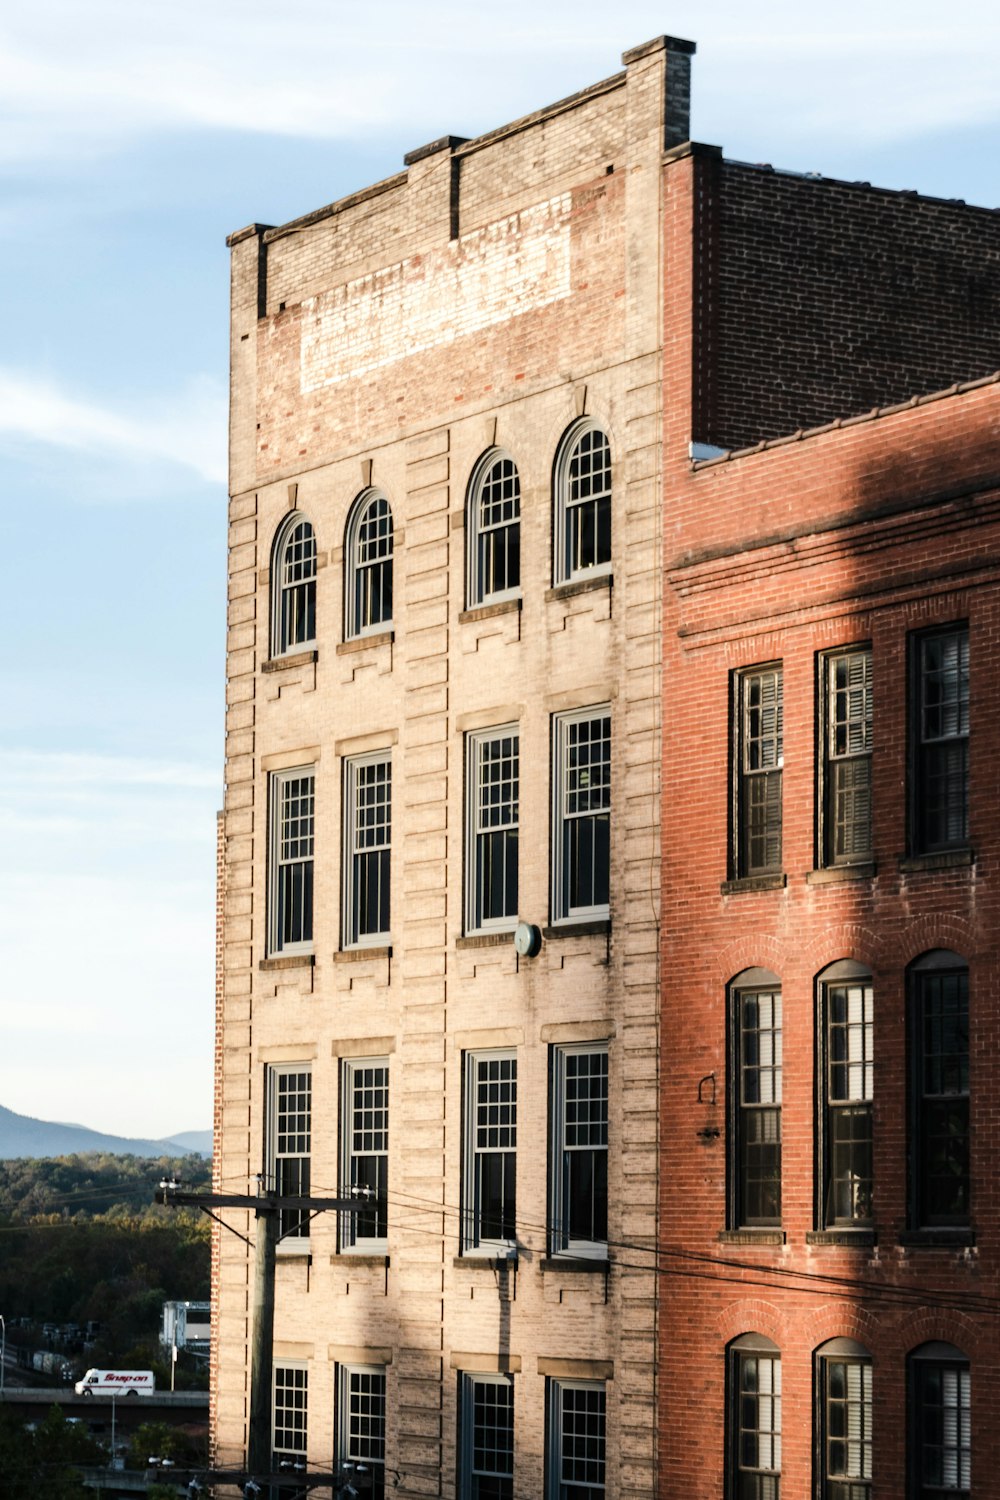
xmin=216 ymin=35 xmax=688 ymax=1500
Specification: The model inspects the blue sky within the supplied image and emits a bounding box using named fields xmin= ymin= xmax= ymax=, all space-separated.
xmin=1 ymin=0 xmax=997 ymax=1140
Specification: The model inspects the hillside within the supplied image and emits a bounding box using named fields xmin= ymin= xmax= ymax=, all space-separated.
xmin=0 ymin=1104 xmax=210 ymax=1160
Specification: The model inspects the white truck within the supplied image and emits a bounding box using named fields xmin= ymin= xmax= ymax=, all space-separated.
xmin=75 ymin=1368 xmax=156 ymax=1397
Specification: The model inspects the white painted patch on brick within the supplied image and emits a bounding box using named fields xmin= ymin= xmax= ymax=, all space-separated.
xmin=300 ymin=194 xmax=573 ymax=391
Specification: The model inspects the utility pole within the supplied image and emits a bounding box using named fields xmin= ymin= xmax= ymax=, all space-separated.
xmin=158 ymin=1182 xmax=362 ymax=1481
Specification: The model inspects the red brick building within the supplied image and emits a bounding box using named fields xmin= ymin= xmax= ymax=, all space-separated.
xmin=658 ymin=145 xmax=1000 ymax=1499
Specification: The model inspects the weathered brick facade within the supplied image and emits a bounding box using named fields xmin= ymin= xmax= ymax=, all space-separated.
xmin=218 ymin=32 xmax=1000 ymax=1500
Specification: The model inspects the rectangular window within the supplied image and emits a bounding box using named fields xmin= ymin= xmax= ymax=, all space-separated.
xmin=735 ymin=666 xmax=783 ymax=877
xmin=734 ymin=987 xmax=782 ymax=1227
xmin=821 ymin=647 xmax=873 ymax=866
xmin=550 ymin=1045 xmax=608 ymax=1258
xmin=911 ymin=1358 xmax=970 ymax=1499
xmin=822 ymin=978 xmax=874 ymax=1228
xmin=337 ymin=1364 xmax=386 ymax=1500
xmin=821 ymin=1357 xmax=872 ymax=1499
xmin=273 ymin=1364 xmax=308 ymax=1466
xmin=343 ymin=753 xmax=391 ymax=947
xmin=341 ymin=1059 xmax=389 ymax=1251
xmin=912 ymin=626 xmax=969 ymax=853
xmin=913 ymin=967 xmax=970 ymax=1227
xmin=463 ymin=1051 xmax=517 ymax=1254
xmin=268 ymin=768 xmax=315 ymax=955
xmin=552 ymin=708 xmax=611 ymax=923
xmin=731 ymin=1348 xmax=781 ymax=1499
xmin=460 ymin=1373 xmax=514 ymax=1500
xmin=466 ymin=726 xmax=519 ymax=933
xmin=548 ymin=1379 xmax=606 ymax=1500
xmin=266 ymin=1066 xmax=311 ymax=1241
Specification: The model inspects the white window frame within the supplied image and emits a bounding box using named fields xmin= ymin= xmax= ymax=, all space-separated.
xmin=337 ymin=1363 xmax=386 ymax=1498
xmin=267 ymin=767 xmax=315 ymax=957
xmin=266 ymin=1065 xmax=312 ymax=1244
xmin=465 ymin=725 xmax=520 ymax=936
xmin=459 ymin=1372 xmax=514 ymax=1500
xmin=272 ymin=1362 xmax=308 ymax=1465
xmin=340 ymin=1057 xmax=389 ymax=1254
xmin=271 ymin=511 xmax=317 ymax=658
xmin=553 ymin=419 xmax=613 ymax=586
xmin=466 ymin=448 xmax=521 ymax=608
xmin=342 ymin=752 xmax=392 ymax=949
xmin=547 ymin=1379 xmax=606 ymax=1500
xmin=345 ymin=489 xmax=394 ymax=641
xmin=550 ymin=1044 xmax=609 ymax=1260
xmin=551 ymin=707 xmax=611 ymax=924
xmin=462 ymin=1050 xmax=517 ymax=1256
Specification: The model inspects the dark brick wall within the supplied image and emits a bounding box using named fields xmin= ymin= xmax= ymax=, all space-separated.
xmin=701 ymin=161 xmax=1000 ymax=449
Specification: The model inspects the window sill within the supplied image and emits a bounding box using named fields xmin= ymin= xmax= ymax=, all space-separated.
xmin=806 ymin=863 xmax=876 ymax=885
xmin=456 ymin=931 xmax=515 ymax=950
xmin=545 ymin=572 xmax=612 ymax=604
xmin=459 ymin=598 xmax=521 ymax=625
xmin=540 ymin=1257 xmax=610 ymax=1274
xmin=719 ymin=874 xmax=787 ymax=895
xmin=330 ymin=1252 xmax=391 ymax=1266
xmin=717 ymin=1229 xmax=785 ymax=1246
xmin=334 ymin=945 xmax=392 ymax=963
xmin=543 ymin=919 xmax=611 ymax=939
xmin=275 ymin=1247 xmax=311 ymax=1260
xmin=806 ymin=1229 xmax=876 ymax=1247
xmin=453 ymin=1255 xmax=518 ymax=1270
xmin=259 ymin=954 xmax=315 ymax=972
xmin=337 ymin=630 xmax=394 ymax=655
xmin=898 ymin=849 xmax=974 ymax=874
xmin=898 ymin=1229 xmax=975 ymax=1248
xmin=262 ymin=648 xmax=318 ymax=674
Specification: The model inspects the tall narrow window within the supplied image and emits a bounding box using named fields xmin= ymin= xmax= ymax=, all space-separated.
xmin=268 ymin=768 xmax=315 ymax=956
xmin=462 ymin=1051 xmax=517 ymax=1254
xmin=821 ymin=647 xmax=872 ymax=865
xmin=729 ymin=1336 xmax=781 ymax=1499
xmin=273 ymin=1364 xmax=308 ymax=1466
xmin=731 ymin=972 xmax=782 ymax=1228
xmin=266 ymin=1066 xmax=311 ymax=1240
xmin=460 ymin=1373 xmax=514 ymax=1500
xmin=910 ymin=953 xmax=970 ymax=1227
xmin=552 ymin=708 xmax=611 ymax=923
xmin=818 ymin=1342 xmax=872 ymax=1500
xmin=548 ymin=1380 xmax=606 ymax=1500
xmin=271 ymin=513 xmax=317 ymax=657
xmin=550 ymin=1045 xmax=608 ymax=1258
xmin=820 ymin=963 xmax=874 ymax=1229
xmin=337 ymin=1364 xmax=386 ymax=1500
xmin=735 ymin=666 xmax=783 ymax=877
xmin=466 ymin=727 xmax=519 ymax=934
xmin=912 ymin=626 xmax=969 ymax=853
xmin=341 ymin=1058 xmax=389 ymax=1251
xmin=467 ymin=450 xmax=520 ymax=607
xmin=343 ymin=753 xmax=391 ymax=947
xmin=554 ymin=420 xmax=612 ymax=584
xmin=909 ymin=1344 xmax=970 ymax=1500
xmin=346 ymin=490 xmax=393 ymax=639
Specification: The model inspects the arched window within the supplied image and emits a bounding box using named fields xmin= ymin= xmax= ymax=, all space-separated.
xmin=816 ymin=1339 xmax=873 ymax=1499
xmin=908 ymin=950 xmax=970 ymax=1229
xmin=729 ymin=968 xmax=782 ymax=1229
xmin=817 ymin=960 xmax=874 ymax=1230
xmin=908 ymin=1343 xmax=970 ymax=1499
xmin=345 ymin=490 xmax=393 ymax=640
xmin=727 ymin=1335 xmax=781 ymax=1498
xmin=466 ymin=449 xmax=520 ymax=607
xmin=271 ymin=513 xmax=317 ymax=657
xmin=553 ymin=420 xmax=612 ymax=585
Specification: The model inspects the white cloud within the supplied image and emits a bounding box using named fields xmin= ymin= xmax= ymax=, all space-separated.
xmin=0 ymin=0 xmax=997 ymax=167
xmin=0 ymin=368 xmax=226 ymax=486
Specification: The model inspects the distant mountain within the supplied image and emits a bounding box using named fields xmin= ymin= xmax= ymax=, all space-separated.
xmin=0 ymin=1104 xmax=212 ymax=1160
